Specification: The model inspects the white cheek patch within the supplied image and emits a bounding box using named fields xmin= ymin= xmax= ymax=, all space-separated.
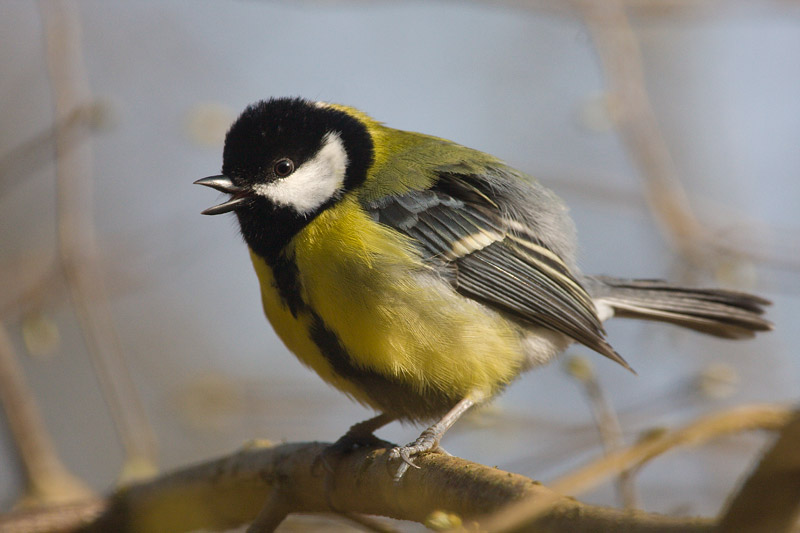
xmin=254 ymin=131 xmax=348 ymax=215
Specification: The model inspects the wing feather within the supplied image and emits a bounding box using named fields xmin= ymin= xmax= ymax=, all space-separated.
xmin=365 ymin=174 xmax=632 ymax=371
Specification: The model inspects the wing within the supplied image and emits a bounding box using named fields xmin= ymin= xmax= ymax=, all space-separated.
xmin=365 ymin=172 xmax=632 ymax=371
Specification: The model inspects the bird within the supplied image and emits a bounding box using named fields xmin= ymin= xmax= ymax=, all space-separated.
xmin=195 ymin=97 xmax=772 ymax=480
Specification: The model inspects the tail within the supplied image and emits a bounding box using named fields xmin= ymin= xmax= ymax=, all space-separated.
xmin=586 ymin=276 xmax=773 ymax=340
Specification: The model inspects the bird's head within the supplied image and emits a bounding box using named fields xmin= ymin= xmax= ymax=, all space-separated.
xmin=196 ymin=97 xmax=374 ymax=256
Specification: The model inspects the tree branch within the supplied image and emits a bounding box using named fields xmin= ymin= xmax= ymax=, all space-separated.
xmin=39 ymin=0 xmax=158 ymax=480
xmin=0 ymin=321 xmax=94 ymax=508
xmin=550 ymin=404 xmax=792 ymax=496
xmin=50 ymin=441 xmax=713 ymax=533
xmin=717 ymin=411 xmax=800 ymax=532
xmin=477 ymin=404 xmax=792 ymax=531
xmin=3 ymin=402 xmax=790 ymax=533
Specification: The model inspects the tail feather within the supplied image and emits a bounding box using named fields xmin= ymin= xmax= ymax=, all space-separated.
xmin=586 ymin=276 xmax=773 ymax=340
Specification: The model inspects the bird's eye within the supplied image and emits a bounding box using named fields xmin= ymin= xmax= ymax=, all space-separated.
xmin=274 ymin=158 xmax=295 ymax=177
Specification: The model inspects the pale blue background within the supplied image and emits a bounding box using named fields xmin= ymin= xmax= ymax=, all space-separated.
xmin=1 ymin=0 xmax=798 ymax=522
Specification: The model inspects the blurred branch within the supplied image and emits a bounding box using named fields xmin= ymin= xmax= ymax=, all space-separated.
xmin=549 ymin=173 xmax=800 ymax=278
xmin=482 ymin=0 xmax=800 ymax=280
xmin=717 ymin=411 xmax=800 ymax=532
xmin=478 ymin=403 xmax=791 ymax=531
xmin=550 ymin=404 xmax=792 ymax=496
xmin=38 ymin=0 xmax=157 ymax=480
xmin=0 ymin=500 xmax=104 ymax=533
xmin=577 ymin=0 xmax=800 ymax=281
xmin=565 ymin=356 xmax=638 ymax=509
xmin=0 ymin=252 xmax=58 ymax=320
xmin=477 ymin=0 xmax=800 ymax=18
xmin=0 ymin=321 xmax=94 ymax=508
xmin=580 ymin=0 xmax=718 ymax=269
xmin=2 ymin=401 xmax=790 ymax=533
xmin=0 ymin=102 xmax=114 ymax=319
xmin=0 ymin=102 xmax=106 ymax=196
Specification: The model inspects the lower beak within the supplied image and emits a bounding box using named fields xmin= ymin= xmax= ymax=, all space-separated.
xmin=194 ymin=175 xmax=251 ymax=215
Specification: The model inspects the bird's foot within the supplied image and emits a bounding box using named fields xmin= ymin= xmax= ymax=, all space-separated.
xmin=389 ymin=427 xmax=445 ymax=482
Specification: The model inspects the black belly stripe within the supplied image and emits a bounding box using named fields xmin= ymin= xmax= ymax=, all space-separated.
xmin=307 ymin=310 xmax=457 ymax=422
xmin=265 ymin=249 xmax=457 ymax=421
xmin=270 ymin=250 xmax=307 ymax=318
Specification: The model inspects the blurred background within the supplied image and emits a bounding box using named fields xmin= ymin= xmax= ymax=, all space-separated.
xmin=1 ymin=0 xmax=799 ymax=528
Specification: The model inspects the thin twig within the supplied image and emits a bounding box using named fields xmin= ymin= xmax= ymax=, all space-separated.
xmin=566 ymin=356 xmax=638 ymax=509
xmin=0 ymin=499 xmax=104 ymax=533
xmin=479 ymin=404 xmax=791 ymax=532
xmin=0 ymin=102 xmax=104 ymax=196
xmin=0 ymin=321 xmax=94 ymax=507
xmin=0 ymin=252 xmax=58 ymax=320
xmin=38 ymin=0 xmax=157 ymax=481
xmin=717 ymin=411 xmax=800 ymax=532
xmin=580 ymin=0 xmax=716 ymax=268
xmin=551 ymin=404 xmax=791 ymax=495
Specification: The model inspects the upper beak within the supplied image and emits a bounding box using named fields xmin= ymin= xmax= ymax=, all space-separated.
xmin=194 ymin=175 xmax=250 ymax=215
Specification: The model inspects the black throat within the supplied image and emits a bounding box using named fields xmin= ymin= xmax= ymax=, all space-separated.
xmin=235 ymin=199 xmax=330 ymax=265
xmin=223 ymin=98 xmax=375 ymax=266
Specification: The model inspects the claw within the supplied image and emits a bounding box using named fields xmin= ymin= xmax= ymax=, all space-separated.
xmin=387 ymin=397 xmax=477 ymax=482
xmin=393 ymin=461 xmax=410 ymax=482
xmin=398 ymin=449 xmax=420 ymax=469
xmin=389 ymin=442 xmax=430 ymax=482
xmin=391 ymin=447 xmax=421 ymax=482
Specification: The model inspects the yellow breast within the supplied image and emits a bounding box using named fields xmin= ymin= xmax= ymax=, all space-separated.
xmin=249 ymin=249 xmax=374 ymax=406
xmin=249 ymin=195 xmax=526 ymax=420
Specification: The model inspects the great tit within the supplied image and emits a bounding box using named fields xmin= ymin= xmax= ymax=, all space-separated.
xmin=196 ymin=97 xmax=771 ymax=479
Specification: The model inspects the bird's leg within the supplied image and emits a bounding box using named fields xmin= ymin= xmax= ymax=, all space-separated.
xmin=336 ymin=412 xmax=395 ymax=449
xmin=314 ymin=413 xmax=395 ymax=476
xmin=390 ymin=396 xmax=475 ymax=481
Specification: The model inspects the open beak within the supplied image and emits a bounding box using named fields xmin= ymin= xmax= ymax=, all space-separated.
xmin=194 ymin=175 xmax=251 ymax=215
